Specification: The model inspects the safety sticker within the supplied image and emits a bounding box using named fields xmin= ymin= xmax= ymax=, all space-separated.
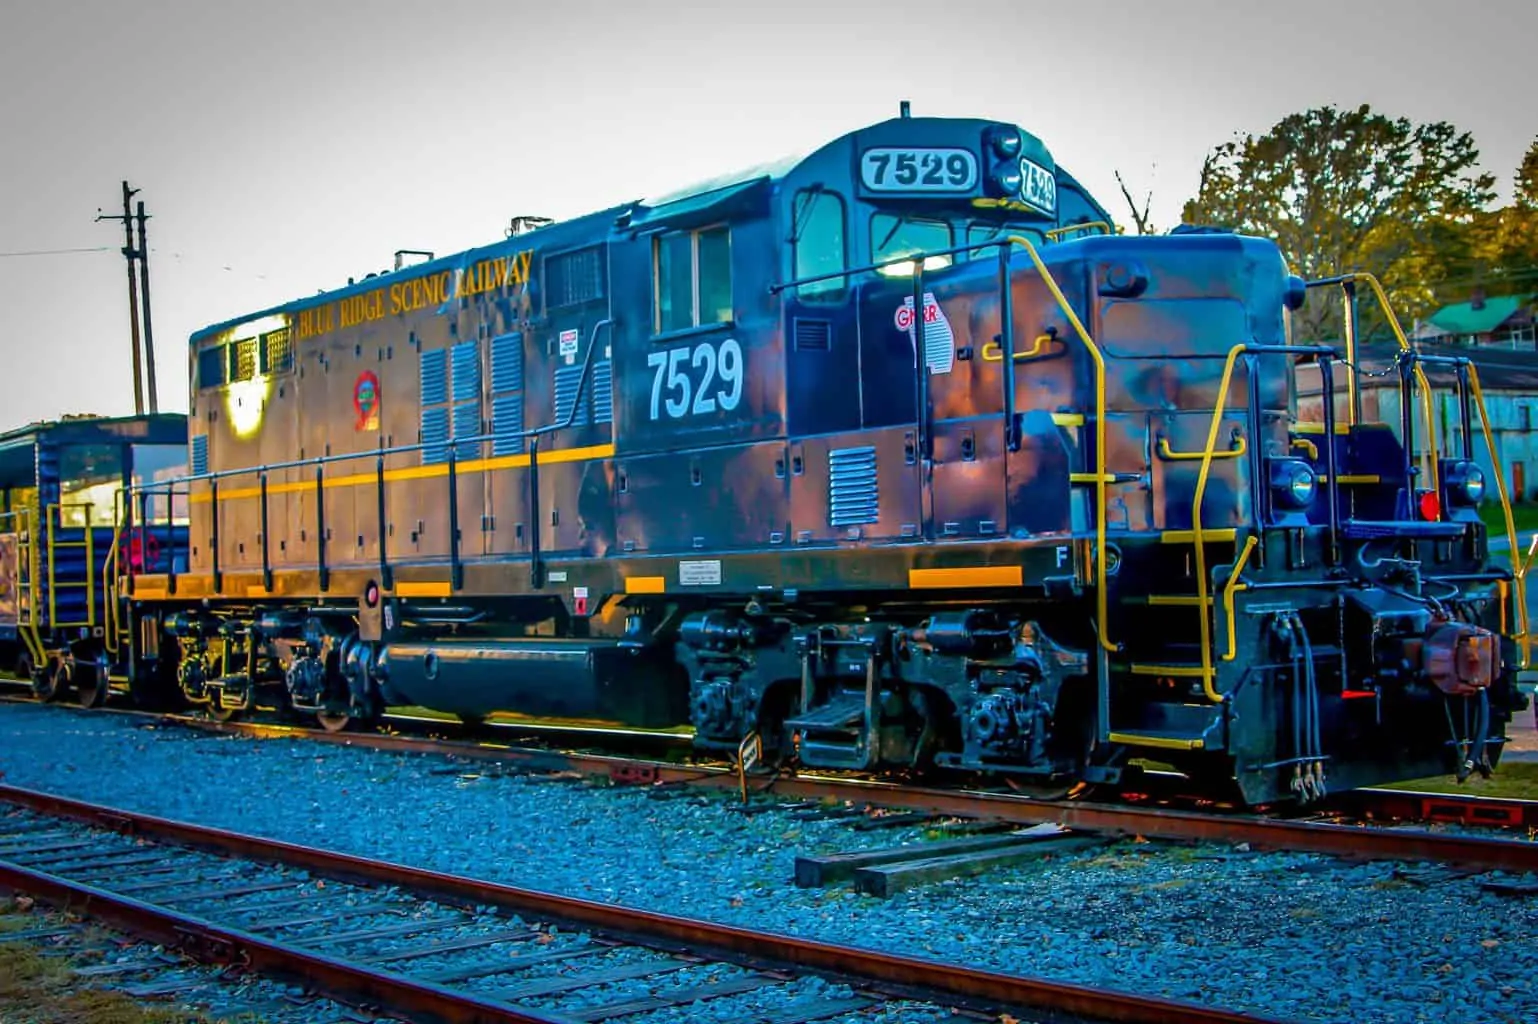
xmin=559 ymin=329 xmax=579 ymax=365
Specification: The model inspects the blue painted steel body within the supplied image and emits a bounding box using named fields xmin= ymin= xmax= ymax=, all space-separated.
xmin=96 ymin=112 xmax=1528 ymax=803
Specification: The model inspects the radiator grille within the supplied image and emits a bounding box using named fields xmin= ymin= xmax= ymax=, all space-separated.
xmin=828 ymin=446 xmax=879 ymax=526
xmin=420 ymin=407 xmax=450 ymax=464
xmin=554 ymin=364 xmax=589 ymax=427
xmin=190 ymin=434 xmax=209 ymax=476
xmin=794 ymin=318 xmax=831 ymax=351
xmin=492 ymin=395 xmax=524 ymax=456
xmin=419 ymin=348 xmax=447 ymax=407
xmin=592 ymin=360 xmax=613 ymax=425
xmin=490 ymin=332 xmax=523 ymax=393
xmin=451 ymin=341 xmax=480 ymax=402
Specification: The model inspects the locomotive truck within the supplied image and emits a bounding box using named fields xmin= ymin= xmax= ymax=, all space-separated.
xmin=19 ymin=108 xmax=1530 ymax=804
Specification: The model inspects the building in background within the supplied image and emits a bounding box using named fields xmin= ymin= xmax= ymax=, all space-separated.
xmin=1294 ymin=340 xmax=1538 ymax=502
xmin=1413 ymin=291 xmax=1536 ymax=350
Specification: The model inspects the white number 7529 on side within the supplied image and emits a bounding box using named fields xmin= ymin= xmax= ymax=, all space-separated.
xmin=647 ymin=337 xmax=745 ymax=420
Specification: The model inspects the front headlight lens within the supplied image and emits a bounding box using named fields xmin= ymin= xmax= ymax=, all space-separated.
xmin=1446 ymin=460 xmax=1485 ymax=506
xmin=1270 ymin=458 xmax=1317 ymax=510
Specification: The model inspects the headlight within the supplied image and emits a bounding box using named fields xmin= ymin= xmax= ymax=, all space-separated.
xmin=1445 ymin=460 xmax=1485 ymax=506
xmin=992 ymin=161 xmax=1023 ymax=196
xmin=988 ymin=126 xmax=1023 ymax=158
xmin=1269 ymin=458 xmax=1317 ymax=510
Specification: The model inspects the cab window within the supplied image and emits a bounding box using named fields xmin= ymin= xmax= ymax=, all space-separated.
xmin=655 ymin=225 xmax=732 ymax=333
xmin=792 ymin=189 xmax=847 ymax=301
xmin=964 ymin=222 xmax=1045 ymax=260
xmin=872 ymin=214 xmax=952 ymax=277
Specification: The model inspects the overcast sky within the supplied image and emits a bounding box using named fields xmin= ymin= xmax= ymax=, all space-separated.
xmin=2 ymin=0 xmax=1535 ymax=426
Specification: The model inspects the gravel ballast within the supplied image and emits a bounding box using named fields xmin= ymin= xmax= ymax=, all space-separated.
xmin=0 ymin=701 xmax=1533 ymax=1024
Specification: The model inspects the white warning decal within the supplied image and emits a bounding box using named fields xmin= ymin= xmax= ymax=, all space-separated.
xmin=894 ymin=292 xmax=954 ymax=375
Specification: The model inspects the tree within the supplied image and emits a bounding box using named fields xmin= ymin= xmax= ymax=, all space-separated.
xmin=1115 ymin=168 xmax=1157 ymax=235
xmin=1181 ymin=104 xmax=1496 ymax=340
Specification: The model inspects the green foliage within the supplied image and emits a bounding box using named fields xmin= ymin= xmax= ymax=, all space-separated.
xmin=1182 ymin=104 xmax=1496 ymax=340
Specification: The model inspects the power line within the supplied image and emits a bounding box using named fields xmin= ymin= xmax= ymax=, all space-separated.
xmin=0 ymin=245 xmax=114 ymax=258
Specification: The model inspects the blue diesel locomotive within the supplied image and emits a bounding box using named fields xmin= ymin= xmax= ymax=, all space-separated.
xmin=102 ymin=108 xmax=1525 ymax=804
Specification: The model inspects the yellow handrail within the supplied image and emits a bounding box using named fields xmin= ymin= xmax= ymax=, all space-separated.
xmin=1190 ymin=343 xmax=1250 ymax=700
xmin=1045 ymin=221 xmax=1116 ymax=242
xmin=1222 ymin=536 xmax=1259 ymax=662
xmin=2 ymin=507 xmax=46 ymax=671
xmin=1159 ymin=435 xmax=1247 ymax=461
xmin=1340 ymin=273 xmax=1442 ymax=506
xmin=1004 ymin=235 xmax=1115 ymax=653
xmin=1467 ymin=364 xmax=1531 ymax=669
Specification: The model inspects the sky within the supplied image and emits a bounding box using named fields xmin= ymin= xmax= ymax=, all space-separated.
xmin=2 ymin=0 xmax=1535 ymax=426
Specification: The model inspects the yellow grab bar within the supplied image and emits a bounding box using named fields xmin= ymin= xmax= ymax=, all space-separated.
xmin=1045 ymin=221 xmax=1116 ymax=242
xmin=981 ymin=333 xmax=1061 ymax=363
xmin=1468 ymin=363 xmax=1531 ymax=669
xmin=1343 ymin=273 xmax=1442 ymax=508
xmin=1005 ymin=235 xmax=1115 ymax=653
xmin=1190 ymin=343 xmax=1250 ymax=700
xmin=1221 ymin=536 xmax=1259 ymax=662
xmin=1159 ymin=434 xmax=1246 ymax=461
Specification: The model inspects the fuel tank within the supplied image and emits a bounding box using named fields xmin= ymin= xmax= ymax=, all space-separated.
xmin=375 ymin=638 xmax=690 ymax=727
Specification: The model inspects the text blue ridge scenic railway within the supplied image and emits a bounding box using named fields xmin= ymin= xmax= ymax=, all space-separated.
xmin=0 ymin=108 xmax=1529 ymax=805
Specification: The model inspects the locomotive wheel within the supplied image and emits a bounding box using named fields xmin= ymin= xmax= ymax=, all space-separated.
xmin=33 ymin=660 xmax=67 ymax=703
xmin=206 ymin=699 xmax=240 ymax=723
xmin=315 ymin=711 xmax=351 ymax=733
xmin=75 ymin=663 xmax=109 ymax=709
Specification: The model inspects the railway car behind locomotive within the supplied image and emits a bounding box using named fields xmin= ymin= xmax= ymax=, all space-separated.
xmin=0 ymin=413 xmax=187 ymax=704
xmin=118 ymin=108 xmax=1527 ymax=803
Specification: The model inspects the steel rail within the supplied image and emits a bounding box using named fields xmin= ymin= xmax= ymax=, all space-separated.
xmin=4 ymin=696 xmax=1534 ymax=869
xmin=0 ymin=857 xmax=559 ymax=1024
xmin=0 ymin=783 xmax=1284 ymax=1024
xmin=112 ymin=710 xmax=1538 ymax=872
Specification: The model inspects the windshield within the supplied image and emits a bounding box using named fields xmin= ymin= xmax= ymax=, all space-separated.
xmin=872 ymin=214 xmax=953 ymax=277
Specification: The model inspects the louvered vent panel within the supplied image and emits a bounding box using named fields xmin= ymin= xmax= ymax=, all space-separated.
xmin=490 ymin=333 xmax=523 ymax=393
xmin=492 ymin=395 xmax=524 ymax=456
xmin=452 ymin=402 xmax=482 ymax=460
xmin=419 ymin=348 xmax=448 ymax=407
xmin=451 ymin=341 xmax=480 ymax=402
xmin=592 ymin=360 xmax=613 ymax=424
xmin=190 ymin=434 xmax=209 ymax=476
xmin=420 ymin=407 xmax=450 ymax=464
xmin=794 ymin=319 xmax=831 ymax=351
xmin=828 ymin=446 xmax=879 ymax=526
xmin=554 ymin=364 xmax=589 ymax=427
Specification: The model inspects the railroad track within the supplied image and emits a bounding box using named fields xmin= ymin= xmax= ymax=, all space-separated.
xmin=0 ymin=784 xmax=1283 ymax=1024
xmin=4 ymin=693 xmax=1536 ymax=874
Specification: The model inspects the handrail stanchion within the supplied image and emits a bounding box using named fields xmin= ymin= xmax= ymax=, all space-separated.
xmin=210 ymin=478 xmax=222 ymax=594
xmin=448 ymin=448 xmax=462 ymax=592
xmin=316 ymin=463 xmax=328 ymax=593
xmin=375 ymin=447 xmax=391 ymax=591
xmin=1319 ymin=357 xmax=1341 ymax=565
xmin=259 ymin=471 xmax=272 ymax=592
xmin=997 ymin=246 xmax=1018 ymax=452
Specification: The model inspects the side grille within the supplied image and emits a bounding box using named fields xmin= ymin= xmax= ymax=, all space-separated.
xmin=492 ymin=395 xmax=524 ymax=456
xmin=190 ymin=434 xmax=209 ymax=476
xmin=419 ymin=349 xmax=447 ymax=407
xmin=420 ymin=407 xmax=449 ymax=464
xmin=452 ymin=401 xmax=482 ymax=460
xmin=554 ymin=364 xmax=589 ymax=427
xmin=490 ymin=333 xmax=523 ymax=393
xmin=592 ymin=360 xmax=613 ymax=425
xmin=451 ymin=341 xmax=480 ymax=402
xmin=794 ymin=318 xmax=831 ymax=351
xmin=828 ymin=446 xmax=879 ymax=526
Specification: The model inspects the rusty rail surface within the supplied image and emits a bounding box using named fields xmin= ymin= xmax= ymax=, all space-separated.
xmin=4 ymin=697 xmax=1535 ymax=871
xmin=0 ymin=783 xmax=1283 ymax=1024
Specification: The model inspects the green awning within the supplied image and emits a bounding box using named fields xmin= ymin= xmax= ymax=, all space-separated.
xmin=1427 ymin=295 xmax=1531 ymax=335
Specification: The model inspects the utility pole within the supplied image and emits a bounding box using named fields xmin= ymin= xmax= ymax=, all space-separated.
xmin=97 ymin=181 xmax=155 ymax=416
xmin=134 ymin=200 xmax=158 ymax=413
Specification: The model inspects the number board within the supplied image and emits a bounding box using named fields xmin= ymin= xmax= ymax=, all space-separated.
xmin=860 ymin=147 xmax=978 ymax=194
xmin=646 ymin=337 xmax=745 ymax=421
xmin=1019 ymin=157 xmax=1057 ymax=216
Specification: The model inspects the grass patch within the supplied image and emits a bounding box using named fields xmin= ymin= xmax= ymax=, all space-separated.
xmin=0 ymin=905 xmax=226 ymax=1024
xmin=1478 ymin=500 xmax=1538 ymax=537
xmin=1380 ymin=760 xmax=1538 ymax=801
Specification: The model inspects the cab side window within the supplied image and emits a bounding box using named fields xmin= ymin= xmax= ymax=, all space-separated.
xmin=654 ymin=225 xmax=732 ymax=334
xmin=792 ymin=190 xmax=847 ymax=301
